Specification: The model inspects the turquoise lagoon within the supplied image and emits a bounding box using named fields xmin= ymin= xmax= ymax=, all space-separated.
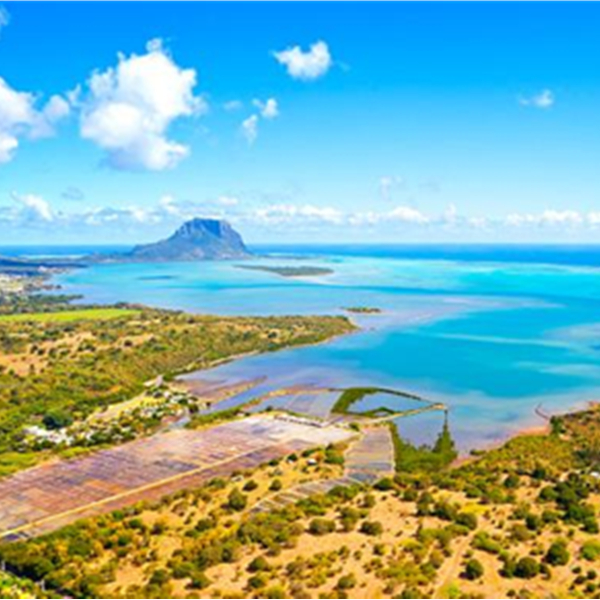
xmin=53 ymin=249 xmax=600 ymax=451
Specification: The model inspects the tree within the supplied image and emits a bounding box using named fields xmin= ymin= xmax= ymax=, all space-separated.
xmin=463 ymin=559 xmax=484 ymax=581
xmin=545 ymin=540 xmax=570 ymax=567
xmin=43 ymin=410 xmax=73 ymax=430
xmin=515 ymin=557 xmax=540 ymax=579
xmin=433 ymin=413 xmax=458 ymax=464
xmin=308 ymin=518 xmax=335 ymax=536
xmin=227 ymin=488 xmax=247 ymax=512
xmin=360 ymin=521 xmax=383 ymax=536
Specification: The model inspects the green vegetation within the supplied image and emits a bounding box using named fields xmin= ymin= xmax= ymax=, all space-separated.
xmin=237 ymin=265 xmax=334 ymax=278
xmin=344 ymin=306 xmax=383 ymax=314
xmin=332 ymin=386 xmax=423 ymax=416
xmin=390 ymin=417 xmax=458 ymax=473
xmin=0 ymin=571 xmax=47 ymax=599
xmin=7 ymin=291 xmax=600 ymax=598
xmin=0 ymin=307 xmax=141 ymax=323
xmin=5 ymin=406 xmax=600 ymax=598
xmin=0 ymin=296 xmax=354 ymax=476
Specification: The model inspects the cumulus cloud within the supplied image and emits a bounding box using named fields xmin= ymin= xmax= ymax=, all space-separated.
xmin=240 ymin=98 xmax=279 ymax=145
xmin=6 ymin=189 xmax=600 ymax=241
xmin=241 ymin=114 xmax=259 ymax=145
xmin=505 ymin=209 xmax=585 ymax=228
xmin=388 ymin=205 xmax=429 ymax=224
xmin=519 ymin=89 xmax=555 ymax=109
xmin=253 ymin=98 xmax=279 ymax=120
xmin=80 ymin=39 xmax=205 ymax=171
xmin=252 ymin=203 xmax=344 ymax=226
xmin=274 ymin=41 xmax=333 ymax=81
xmin=217 ymin=195 xmax=239 ymax=207
xmin=0 ymin=78 xmax=70 ymax=163
xmin=10 ymin=192 xmax=55 ymax=224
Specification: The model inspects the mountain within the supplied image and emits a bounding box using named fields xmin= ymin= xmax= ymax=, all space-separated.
xmin=122 ymin=218 xmax=251 ymax=262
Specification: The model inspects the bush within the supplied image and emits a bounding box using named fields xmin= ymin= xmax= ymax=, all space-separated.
xmin=582 ymin=541 xmax=600 ymax=562
xmin=463 ymin=559 xmax=484 ymax=581
xmin=337 ymin=574 xmax=357 ymax=590
xmin=308 ymin=518 xmax=336 ymax=536
xmin=247 ymin=574 xmax=267 ymax=589
xmin=515 ymin=557 xmax=540 ymax=579
xmin=545 ymin=540 xmax=570 ymax=566
xmin=43 ymin=410 xmax=73 ymax=430
xmin=189 ymin=572 xmax=211 ymax=590
xmin=227 ymin=488 xmax=247 ymax=512
xmin=243 ymin=480 xmax=259 ymax=492
xmin=360 ymin=521 xmax=383 ymax=536
xmin=248 ymin=556 xmax=271 ymax=573
xmin=374 ymin=478 xmax=395 ymax=492
xmin=270 ymin=479 xmax=283 ymax=492
xmin=456 ymin=512 xmax=478 ymax=531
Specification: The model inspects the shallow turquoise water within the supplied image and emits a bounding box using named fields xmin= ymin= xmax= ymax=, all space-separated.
xmin=55 ymin=253 xmax=600 ymax=450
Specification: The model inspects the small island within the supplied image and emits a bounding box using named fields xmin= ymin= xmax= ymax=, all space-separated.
xmin=344 ymin=306 xmax=383 ymax=314
xmin=237 ymin=265 xmax=334 ymax=278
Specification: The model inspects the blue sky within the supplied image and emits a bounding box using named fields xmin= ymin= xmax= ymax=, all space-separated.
xmin=0 ymin=1 xmax=599 ymax=245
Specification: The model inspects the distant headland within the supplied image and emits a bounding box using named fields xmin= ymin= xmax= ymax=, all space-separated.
xmin=103 ymin=218 xmax=252 ymax=262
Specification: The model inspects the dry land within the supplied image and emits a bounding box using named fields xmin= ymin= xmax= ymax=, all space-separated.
xmin=0 ymin=414 xmax=353 ymax=542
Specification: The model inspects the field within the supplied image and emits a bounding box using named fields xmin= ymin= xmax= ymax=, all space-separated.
xmin=0 ymin=414 xmax=353 ymax=542
xmin=0 ymin=308 xmax=141 ymax=323
xmin=0 ymin=297 xmax=355 ymax=477
xmin=3 ymin=406 xmax=600 ymax=598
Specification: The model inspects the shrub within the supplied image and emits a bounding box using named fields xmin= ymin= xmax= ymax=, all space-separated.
xmin=337 ymin=574 xmax=357 ymax=591
xmin=545 ymin=540 xmax=570 ymax=567
xmin=248 ymin=556 xmax=271 ymax=573
xmin=188 ymin=572 xmax=211 ymax=590
xmin=243 ymin=480 xmax=259 ymax=492
xmin=463 ymin=559 xmax=484 ymax=581
xmin=308 ymin=518 xmax=336 ymax=536
xmin=270 ymin=479 xmax=283 ymax=492
xmin=581 ymin=541 xmax=600 ymax=562
xmin=456 ymin=512 xmax=478 ymax=531
xmin=227 ymin=488 xmax=247 ymax=512
xmin=360 ymin=521 xmax=383 ymax=536
xmin=515 ymin=557 xmax=540 ymax=579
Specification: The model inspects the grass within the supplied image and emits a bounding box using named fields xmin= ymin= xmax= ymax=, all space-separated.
xmin=332 ymin=386 xmax=423 ymax=415
xmin=0 ymin=308 xmax=140 ymax=323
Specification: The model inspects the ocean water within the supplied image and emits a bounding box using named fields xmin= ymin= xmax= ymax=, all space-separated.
xmin=14 ymin=244 xmax=600 ymax=451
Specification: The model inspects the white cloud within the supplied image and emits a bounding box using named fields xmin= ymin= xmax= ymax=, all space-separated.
xmin=441 ymin=203 xmax=459 ymax=225
xmin=241 ymin=99 xmax=279 ymax=145
xmin=217 ymin=195 xmax=239 ymax=207
xmin=11 ymin=192 xmax=55 ymax=223
xmin=80 ymin=39 xmax=205 ymax=171
xmin=0 ymin=78 xmax=70 ymax=163
xmin=274 ymin=41 xmax=333 ymax=81
xmin=253 ymin=97 xmax=279 ymax=120
xmin=241 ymin=114 xmax=259 ymax=145
xmin=505 ymin=209 xmax=584 ymax=228
xmin=519 ymin=89 xmax=555 ymax=109
xmin=388 ymin=205 xmax=430 ymax=225
xmin=0 ymin=132 xmax=17 ymax=164
xmin=223 ymin=100 xmax=243 ymax=112
xmin=253 ymin=203 xmax=344 ymax=226
xmin=7 ymin=190 xmax=600 ymax=241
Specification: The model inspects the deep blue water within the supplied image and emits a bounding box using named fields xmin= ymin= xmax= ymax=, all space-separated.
xmin=6 ymin=243 xmax=600 ymax=451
